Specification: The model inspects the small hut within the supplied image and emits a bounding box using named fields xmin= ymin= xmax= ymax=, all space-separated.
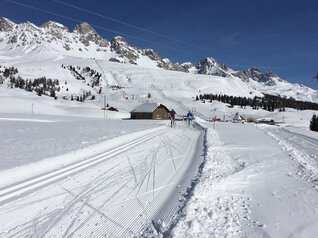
xmin=107 ymin=106 xmax=118 ymax=112
xmin=257 ymin=118 xmax=275 ymax=125
xmin=130 ymin=103 xmax=170 ymax=119
xmin=233 ymin=112 xmax=245 ymax=123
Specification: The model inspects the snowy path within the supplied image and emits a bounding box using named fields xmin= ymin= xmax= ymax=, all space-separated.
xmin=0 ymin=123 xmax=205 ymax=237
xmin=172 ymin=122 xmax=318 ymax=238
xmin=261 ymin=125 xmax=318 ymax=190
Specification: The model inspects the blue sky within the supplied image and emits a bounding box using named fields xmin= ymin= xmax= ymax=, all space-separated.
xmin=1 ymin=0 xmax=318 ymax=89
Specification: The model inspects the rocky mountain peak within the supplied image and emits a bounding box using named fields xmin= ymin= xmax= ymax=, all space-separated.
xmin=196 ymin=57 xmax=231 ymax=77
xmin=0 ymin=17 xmax=288 ymax=88
xmin=41 ymin=21 xmax=69 ymax=43
xmin=0 ymin=17 xmax=15 ymax=31
xmin=17 ymin=21 xmax=42 ymax=34
xmin=196 ymin=57 xmax=218 ymax=70
xmin=73 ymin=22 xmax=95 ymax=35
xmin=234 ymin=67 xmax=280 ymax=86
xmin=111 ymin=36 xmax=128 ymax=46
xmin=73 ymin=22 xmax=109 ymax=47
xmin=178 ymin=62 xmax=195 ymax=73
xmin=205 ymin=57 xmax=218 ymax=65
xmin=243 ymin=68 xmax=262 ymax=78
xmin=42 ymin=21 xmax=69 ymax=32
xmin=142 ymin=49 xmax=161 ymax=61
xmin=110 ymin=36 xmax=139 ymax=64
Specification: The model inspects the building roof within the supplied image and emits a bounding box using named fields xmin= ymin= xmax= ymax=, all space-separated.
xmin=132 ymin=103 xmax=160 ymax=113
xmin=233 ymin=112 xmax=245 ymax=121
xmin=257 ymin=118 xmax=275 ymax=122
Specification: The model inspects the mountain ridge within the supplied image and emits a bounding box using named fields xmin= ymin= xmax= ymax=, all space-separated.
xmin=0 ymin=17 xmax=282 ymax=80
xmin=0 ymin=17 xmax=317 ymax=103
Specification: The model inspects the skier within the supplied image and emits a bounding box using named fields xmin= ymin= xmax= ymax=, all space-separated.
xmin=186 ymin=111 xmax=194 ymax=127
xmin=169 ymin=109 xmax=176 ymax=128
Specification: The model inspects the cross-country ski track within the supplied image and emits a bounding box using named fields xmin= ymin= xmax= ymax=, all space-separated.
xmin=262 ymin=126 xmax=318 ymax=188
xmin=0 ymin=123 xmax=205 ymax=238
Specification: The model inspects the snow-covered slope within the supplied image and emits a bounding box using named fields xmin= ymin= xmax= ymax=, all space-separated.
xmin=0 ymin=54 xmax=264 ymax=117
xmin=0 ymin=16 xmax=318 ymax=107
xmin=195 ymin=58 xmax=318 ymax=103
xmin=0 ymin=17 xmax=175 ymax=69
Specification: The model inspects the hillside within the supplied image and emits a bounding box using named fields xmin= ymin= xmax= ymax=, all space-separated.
xmin=1 ymin=16 xmax=318 ymax=108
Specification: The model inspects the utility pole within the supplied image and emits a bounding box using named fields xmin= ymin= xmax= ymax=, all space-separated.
xmin=95 ymin=59 xmax=108 ymax=120
xmin=103 ymin=94 xmax=106 ymax=119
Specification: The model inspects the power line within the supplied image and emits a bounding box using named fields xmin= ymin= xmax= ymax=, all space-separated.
xmin=5 ymin=0 xmax=263 ymax=69
xmin=51 ymin=0 xmax=262 ymax=68
xmin=5 ymin=0 xmax=206 ymax=58
xmin=52 ymin=0 xmax=221 ymax=54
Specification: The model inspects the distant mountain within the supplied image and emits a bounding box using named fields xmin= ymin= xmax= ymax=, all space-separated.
xmin=0 ymin=17 xmax=317 ymax=103
xmin=0 ymin=17 xmax=176 ymax=69
xmin=233 ymin=68 xmax=281 ymax=86
xmin=196 ymin=57 xmax=232 ymax=78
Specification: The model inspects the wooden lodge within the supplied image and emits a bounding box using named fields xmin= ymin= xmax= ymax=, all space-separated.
xmin=130 ymin=103 xmax=170 ymax=120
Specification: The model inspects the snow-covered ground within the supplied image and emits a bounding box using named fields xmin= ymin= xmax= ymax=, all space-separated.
xmin=1 ymin=107 xmax=317 ymax=237
xmin=0 ymin=114 xmax=205 ymax=237
xmin=0 ymin=113 xmax=162 ymax=170
xmin=0 ymin=52 xmax=318 ymax=237
xmin=172 ymin=122 xmax=318 ymax=238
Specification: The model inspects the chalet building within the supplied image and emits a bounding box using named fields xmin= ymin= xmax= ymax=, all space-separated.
xmin=131 ymin=103 xmax=170 ymax=119
xmin=257 ymin=118 xmax=275 ymax=125
xmin=232 ymin=112 xmax=245 ymax=123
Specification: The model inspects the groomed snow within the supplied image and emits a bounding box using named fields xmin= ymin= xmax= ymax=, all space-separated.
xmin=0 ymin=52 xmax=318 ymax=237
xmin=172 ymin=122 xmax=318 ymax=238
xmin=0 ymin=115 xmax=205 ymax=237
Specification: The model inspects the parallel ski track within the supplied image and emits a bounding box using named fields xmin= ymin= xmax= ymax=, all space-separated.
xmin=264 ymin=126 xmax=318 ymax=187
xmin=271 ymin=127 xmax=318 ymax=160
xmin=109 ymin=128 xmax=204 ymax=238
xmin=64 ymin=128 xmax=203 ymax=238
xmin=0 ymin=129 xmax=164 ymax=206
xmin=281 ymin=128 xmax=318 ymax=154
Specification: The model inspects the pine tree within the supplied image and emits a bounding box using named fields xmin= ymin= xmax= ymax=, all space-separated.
xmin=310 ymin=114 xmax=318 ymax=132
xmin=3 ymin=68 xmax=10 ymax=78
xmin=50 ymin=89 xmax=56 ymax=98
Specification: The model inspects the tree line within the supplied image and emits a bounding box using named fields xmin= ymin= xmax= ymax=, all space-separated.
xmin=0 ymin=65 xmax=95 ymax=102
xmin=196 ymin=93 xmax=318 ymax=111
xmin=0 ymin=65 xmax=60 ymax=97
xmin=310 ymin=114 xmax=318 ymax=132
xmin=62 ymin=64 xmax=102 ymax=87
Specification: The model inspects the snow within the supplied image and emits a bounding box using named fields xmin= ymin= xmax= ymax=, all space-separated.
xmin=132 ymin=103 xmax=160 ymax=112
xmin=172 ymin=122 xmax=318 ymax=238
xmin=0 ymin=26 xmax=318 ymax=237
xmin=0 ymin=114 xmax=164 ymax=171
xmin=1 ymin=93 xmax=317 ymax=237
xmin=43 ymin=21 xmax=67 ymax=29
xmin=0 ymin=116 xmax=204 ymax=237
xmin=2 ymin=17 xmax=318 ymax=103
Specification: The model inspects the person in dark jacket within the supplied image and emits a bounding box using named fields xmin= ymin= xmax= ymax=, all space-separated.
xmin=169 ymin=109 xmax=176 ymax=128
xmin=186 ymin=111 xmax=194 ymax=127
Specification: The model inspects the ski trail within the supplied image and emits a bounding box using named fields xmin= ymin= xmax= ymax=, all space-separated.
xmin=0 ymin=130 xmax=163 ymax=206
xmin=0 ymin=124 xmax=205 ymax=238
xmin=127 ymin=156 xmax=138 ymax=186
xmin=261 ymin=126 xmax=318 ymax=189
